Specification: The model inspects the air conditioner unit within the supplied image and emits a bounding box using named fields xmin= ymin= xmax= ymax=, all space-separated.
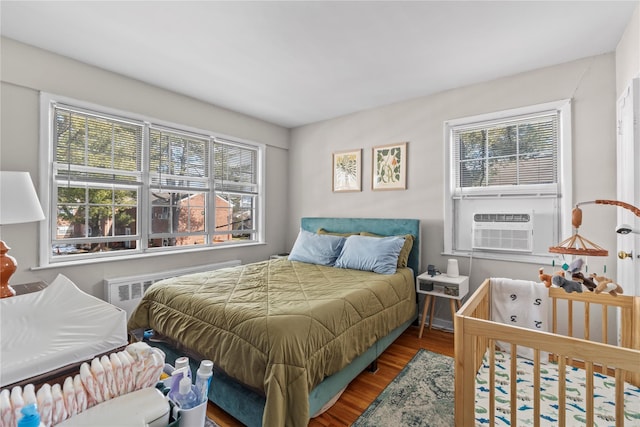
xmin=472 ymin=212 xmax=533 ymax=252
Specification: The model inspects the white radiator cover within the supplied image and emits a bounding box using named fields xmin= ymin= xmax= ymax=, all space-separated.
xmin=104 ymin=260 xmax=241 ymax=319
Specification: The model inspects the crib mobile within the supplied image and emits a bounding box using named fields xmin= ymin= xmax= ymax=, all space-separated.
xmin=541 ymin=198 xmax=640 ymax=295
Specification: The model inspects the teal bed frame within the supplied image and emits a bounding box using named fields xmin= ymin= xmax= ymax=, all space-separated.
xmin=152 ymin=217 xmax=420 ymax=427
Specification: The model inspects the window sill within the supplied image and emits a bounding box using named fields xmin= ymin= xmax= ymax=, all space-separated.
xmin=33 ymin=241 xmax=265 ymax=270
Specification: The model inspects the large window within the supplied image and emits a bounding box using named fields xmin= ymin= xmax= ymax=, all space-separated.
xmin=443 ymin=100 xmax=572 ymax=263
xmin=40 ymin=94 xmax=263 ymax=265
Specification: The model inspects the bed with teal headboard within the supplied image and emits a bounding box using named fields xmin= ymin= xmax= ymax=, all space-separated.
xmin=129 ymin=217 xmax=420 ymax=427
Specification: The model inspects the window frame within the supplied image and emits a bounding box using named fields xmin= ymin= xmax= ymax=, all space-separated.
xmin=39 ymin=93 xmax=265 ymax=267
xmin=443 ymin=99 xmax=572 ymax=264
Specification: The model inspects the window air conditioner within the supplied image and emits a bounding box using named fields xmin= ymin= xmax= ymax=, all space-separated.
xmin=472 ymin=212 xmax=533 ymax=252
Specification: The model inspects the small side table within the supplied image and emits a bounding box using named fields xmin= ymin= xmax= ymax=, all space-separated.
xmin=416 ymin=273 xmax=469 ymax=338
xmin=12 ymin=280 xmax=48 ymax=295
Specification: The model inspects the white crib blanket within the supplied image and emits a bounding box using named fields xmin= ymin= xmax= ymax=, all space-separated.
xmin=0 ymin=274 xmax=127 ymax=387
xmin=475 ymin=351 xmax=640 ymax=426
xmin=490 ymin=277 xmax=548 ymax=359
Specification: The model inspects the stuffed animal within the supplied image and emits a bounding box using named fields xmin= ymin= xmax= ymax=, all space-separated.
xmin=552 ymin=274 xmax=583 ymax=293
xmin=563 ymin=258 xmax=596 ymax=291
xmin=589 ymin=274 xmax=624 ymax=297
xmin=571 ymin=272 xmax=597 ymax=291
xmin=538 ymin=268 xmax=564 ymax=288
xmin=567 ymin=258 xmax=584 ymax=275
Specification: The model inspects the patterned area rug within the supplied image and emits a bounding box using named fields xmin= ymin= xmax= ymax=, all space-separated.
xmin=352 ymin=349 xmax=454 ymax=427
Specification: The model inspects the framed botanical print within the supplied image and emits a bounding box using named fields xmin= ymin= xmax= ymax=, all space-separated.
xmin=372 ymin=142 xmax=407 ymax=190
xmin=332 ymin=149 xmax=362 ymax=192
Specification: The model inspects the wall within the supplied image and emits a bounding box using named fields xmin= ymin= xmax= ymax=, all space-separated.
xmin=616 ymin=3 xmax=640 ymax=96
xmin=0 ymin=37 xmax=290 ymax=298
xmin=289 ymin=54 xmax=619 ymax=326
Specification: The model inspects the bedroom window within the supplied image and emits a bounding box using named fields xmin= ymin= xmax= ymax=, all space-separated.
xmin=40 ymin=94 xmax=263 ymax=265
xmin=443 ymin=100 xmax=572 ymax=263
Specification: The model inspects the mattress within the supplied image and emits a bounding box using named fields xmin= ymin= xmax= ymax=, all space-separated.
xmin=475 ymin=350 xmax=640 ymax=426
xmin=0 ymin=274 xmax=128 ymax=388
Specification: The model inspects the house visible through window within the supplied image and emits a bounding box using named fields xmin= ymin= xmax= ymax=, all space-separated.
xmin=41 ymin=94 xmax=263 ymax=265
xmin=443 ymin=100 xmax=572 ymax=263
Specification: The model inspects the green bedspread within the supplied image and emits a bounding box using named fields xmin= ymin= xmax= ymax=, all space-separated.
xmin=128 ymin=259 xmax=416 ymax=427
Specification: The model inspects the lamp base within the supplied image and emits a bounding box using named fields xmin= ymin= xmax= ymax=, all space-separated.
xmin=0 ymin=240 xmax=17 ymax=298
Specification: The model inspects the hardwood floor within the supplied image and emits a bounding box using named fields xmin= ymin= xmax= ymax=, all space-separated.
xmin=206 ymin=326 xmax=455 ymax=427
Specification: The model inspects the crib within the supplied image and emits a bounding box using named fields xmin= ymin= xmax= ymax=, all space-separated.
xmin=454 ymin=278 xmax=640 ymax=427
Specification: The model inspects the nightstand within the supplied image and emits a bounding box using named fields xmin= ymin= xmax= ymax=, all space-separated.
xmin=11 ymin=280 xmax=48 ymax=295
xmin=416 ymin=272 xmax=469 ymax=338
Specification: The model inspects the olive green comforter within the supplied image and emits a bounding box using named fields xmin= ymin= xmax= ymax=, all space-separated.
xmin=128 ymin=259 xmax=416 ymax=427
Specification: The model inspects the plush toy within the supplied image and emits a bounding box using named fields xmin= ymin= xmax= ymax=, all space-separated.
xmin=551 ymin=274 xmax=584 ymax=293
xmin=589 ymin=274 xmax=624 ymax=297
xmin=556 ymin=257 xmax=597 ymax=292
xmin=571 ymin=272 xmax=597 ymax=291
xmin=567 ymin=258 xmax=584 ymax=275
xmin=538 ymin=268 xmax=564 ymax=288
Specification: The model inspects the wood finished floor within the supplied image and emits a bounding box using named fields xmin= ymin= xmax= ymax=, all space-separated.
xmin=206 ymin=326 xmax=454 ymax=427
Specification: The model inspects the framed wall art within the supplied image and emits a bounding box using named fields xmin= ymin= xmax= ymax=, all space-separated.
xmin=372 ymin=142 xmax=407 ymax=190
xmin=332 ymin=149 xmax=362 ymax=192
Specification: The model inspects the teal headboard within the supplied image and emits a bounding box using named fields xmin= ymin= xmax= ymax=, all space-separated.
xmin=300 ymin=217 xmax=421 ymax=276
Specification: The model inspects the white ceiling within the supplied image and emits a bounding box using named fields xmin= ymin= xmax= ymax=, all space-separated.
xmin=1 ymin=1 xmax=637 ymax=128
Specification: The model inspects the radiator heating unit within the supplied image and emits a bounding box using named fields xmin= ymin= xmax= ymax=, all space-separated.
xmin=104 ymin=260 xmax=241 ymax=319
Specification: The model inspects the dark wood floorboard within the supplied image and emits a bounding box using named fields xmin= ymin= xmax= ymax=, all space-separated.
xmin=206 ymin=326 xmax=454 ymax=427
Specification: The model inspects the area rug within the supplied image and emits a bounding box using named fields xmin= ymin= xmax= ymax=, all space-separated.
xmin=205 ymin=417 xmax=220 ymax=427
xmin=352 ymin=349 xmax=454 ymax=427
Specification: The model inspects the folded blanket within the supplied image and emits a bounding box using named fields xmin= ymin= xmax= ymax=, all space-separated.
xmin=490 ymin=277 xmax=548 ymax=359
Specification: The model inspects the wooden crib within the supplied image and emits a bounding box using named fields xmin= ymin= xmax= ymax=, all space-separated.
xmin=454 ymin=278 xmax=640 ymax=427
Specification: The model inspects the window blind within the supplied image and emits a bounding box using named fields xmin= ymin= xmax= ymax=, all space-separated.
xmin=53 ymin=105 xmax=143 ymax=184
xmin=213 ymin=139 xmax=258 ymax=194
xmin=452 ymin=112 xmax=558 ymax=190
xmin=149 ymin=127 xmax=210 ymax=190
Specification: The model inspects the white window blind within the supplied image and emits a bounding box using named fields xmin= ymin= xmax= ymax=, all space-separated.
xmin=54 ymin=104 xmax=143 ymax=185
xmin=452 ymin=112 xmax=559 ymax=192
xmin=149 ymin=127 xmax=210 ymax=191
xmin=213 ymin=139 xmax=258 ymax=195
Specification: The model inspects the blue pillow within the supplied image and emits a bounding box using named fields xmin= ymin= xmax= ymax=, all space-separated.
xmin=288 ymin=229 xmax=346 ymax=266
xmin=334 ymin=235 xmax=405 ymax=274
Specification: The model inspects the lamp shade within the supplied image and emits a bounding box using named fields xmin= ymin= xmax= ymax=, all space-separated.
xmin=0 ymin=171 xmax=45 ymax=225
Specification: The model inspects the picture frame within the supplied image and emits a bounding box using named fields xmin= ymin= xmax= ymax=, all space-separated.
xmin=332 ymin=149 xmax=362 ymax=192
xmin=372 ymin=142 xmax=407 ymax=190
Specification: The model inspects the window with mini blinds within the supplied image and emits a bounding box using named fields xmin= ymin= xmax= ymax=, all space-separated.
xmin=443 ymin=100 xmax=572 ymax=263
xmin=41 ymin=94 xmax=263 ymax=265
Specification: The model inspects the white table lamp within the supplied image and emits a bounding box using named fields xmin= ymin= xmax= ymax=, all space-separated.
xmin=0 ymin=171 xmax=45 ymax=298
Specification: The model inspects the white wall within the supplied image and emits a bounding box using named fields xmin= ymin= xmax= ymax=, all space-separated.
xmin=0 ymin=37 xmax=290 ymax=298
xmin=289 ymin=54 xmax=619 ymax=326
xmin=616 ymin=3 xmax=640 ymax=96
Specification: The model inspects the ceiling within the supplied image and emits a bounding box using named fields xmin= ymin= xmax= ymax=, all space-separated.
xmin=1 ymin=1 xmax=637 ymax=128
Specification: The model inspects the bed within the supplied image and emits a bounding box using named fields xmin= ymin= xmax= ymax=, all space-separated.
xmin=0 ymin=274 xmax=128 ymax=389
xmin=455 ymin=278 xmax=640 ymax=426
xmin=127 ymin=217 xmax=420 ymax=427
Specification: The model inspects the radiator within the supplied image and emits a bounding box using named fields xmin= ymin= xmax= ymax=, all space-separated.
xmin=104 ymin=260 xmax=241 ymax=319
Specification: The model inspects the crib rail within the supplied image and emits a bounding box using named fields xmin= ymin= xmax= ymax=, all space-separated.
xmin=454 ymin=278 xmax=640 ymax=427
